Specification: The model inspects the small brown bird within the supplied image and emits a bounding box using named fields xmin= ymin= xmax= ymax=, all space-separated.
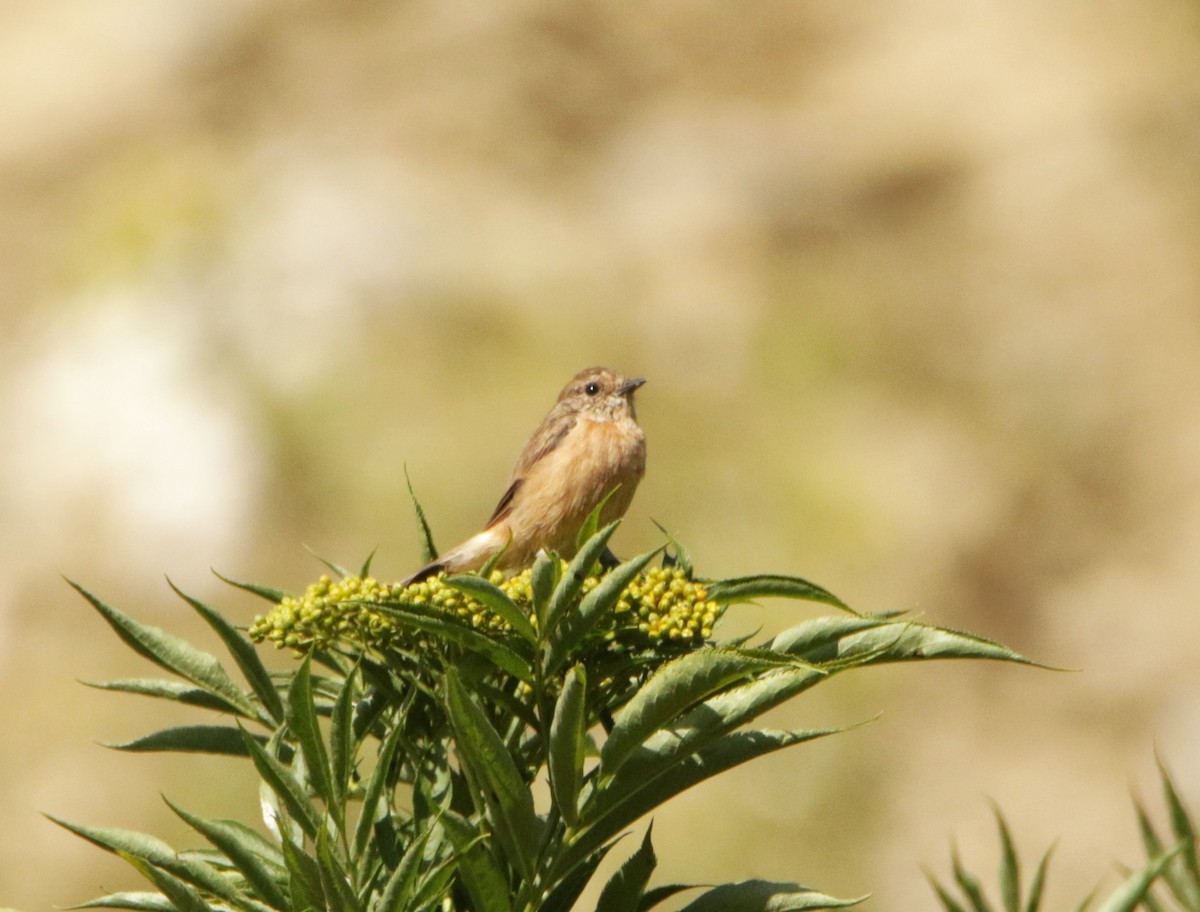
xmin=403 ymin=367 xmax=647 ymax=585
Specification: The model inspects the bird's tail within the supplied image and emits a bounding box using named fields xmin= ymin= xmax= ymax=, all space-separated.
xmin=399 ymin=526 xmax=510 ymax=588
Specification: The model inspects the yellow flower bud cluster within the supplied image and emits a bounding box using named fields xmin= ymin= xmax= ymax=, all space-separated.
xmin=248 ymin=570 xmax=530 ymax=651
xmin=616 ymin=566 xmax=720 ymax=642
xmin=248 ymin=561 xmax=720 ymax=654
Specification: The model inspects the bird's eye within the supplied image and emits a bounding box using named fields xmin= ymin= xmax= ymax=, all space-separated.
xmin=585 ymin=382 xmax=601 ymax=396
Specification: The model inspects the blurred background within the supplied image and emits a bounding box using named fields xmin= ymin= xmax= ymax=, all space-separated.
xmin=3 ymin=1 xmax=1200 ymax=908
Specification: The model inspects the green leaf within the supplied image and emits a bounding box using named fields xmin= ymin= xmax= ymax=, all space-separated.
xmin=104 ymin=725 xmax=254 ymax=756
xmin=168 ymin=580 xmax=285 ymax=724
xmin=66 ymin=892 xmax=178 ymax=911
xmin=315 ymin=824 xmax=357 ymax=912
xmin=81 ymin=679 xmax=239 ymax=713
xmin=359 ymin=547 xmax=378 ymax=579
xmin=69 ymin=580 xmax=257 ymax=718
xmin=121 ymin=856 xmax=212 ymax=912
xmin=774 ymin=617 xmax=1039 ymax=669
xmin=240 ymin=729 xmax=322 ymax=841
xmin=352 ymin=716 xmax=407 ymax=861
xmin=279 ymin=830 xmax=324 ymax=912
xmin=285 ymin=657 xmax=336 ymax=811
xmin=640 ymin=884 xmax=701 ymax=911
xmin=575 ymin=490 xmax=620 ymax=555
xmin=405 ymin=465 xmax=439 ymax=562
xmin=437 ymin=811 xmax=513 ymax=912
xmin=651 ymin=519 xmax=693 ymax=577
xmin=569 ymin=728 xmax=839 ymax=871
xmin=211 ymin=571 xmax=288 ymax=604
xmin=530 ymin=549 xmax=561 ymax=634
xmin=676 ymin=880 xmax=864 ymax=911
xmin=329 ymin=664 xmax=359 ymax=811
xmin=445 ymin=669 xmax=542 ymax=880
xmin=540 ymin=845 xmax=615 ymax=912
xmin=165 ymin=799 xmax=289 ymax=911
xmin=599 ymin=648 xmax=807 ymax=779
xmin=373 ymin=820 xmax=435 ymax=912
xmin=549 ymin=665 xmax=587 ymax=825
xmin=544 ymin=521 xmax=620 ymax=637
xmin=374 ymin=601 xmax=532 ymax=682
xmin=48 ymin=817 xmax=272 ymax=912
xmin=444 ymin=574 xmax=537 ymax=644
xmin=950 ymin=846 xmax=991 ymax=912
xmin=1157 ymin=758 xmax=1200 ymax=907
xmin=591 ymin=667 xmax=836 ymax=817
xmin=546 ymin=547 xmax=662 ymax=674
xmin=1094 ymin=843 xmax=1186 ymax=912
xmin=926 ymin=874 xmax=971 ymax=912
xmin=596 ymin=826 xmax=657 ymax=912
xmin=306 ymin=546 xmax=355 ymax=580
xmin=1023 ymin=846 xmax=1054 ymax=912
xmin=707 ymin=574 xmax=854 ymax=613
xmin=994 ymin=809 xmax=1020 ymax=912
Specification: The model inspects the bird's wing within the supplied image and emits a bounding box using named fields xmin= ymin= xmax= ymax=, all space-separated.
xmin=484 ymin=411 xmax=576 ymax=528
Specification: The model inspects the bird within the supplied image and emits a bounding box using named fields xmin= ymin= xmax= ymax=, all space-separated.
xmin=402 ymin=366 xmax=647 ymax=586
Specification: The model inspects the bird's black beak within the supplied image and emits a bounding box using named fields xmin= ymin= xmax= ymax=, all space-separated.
xmin=618 ymin=377 xmax=646 ymax=396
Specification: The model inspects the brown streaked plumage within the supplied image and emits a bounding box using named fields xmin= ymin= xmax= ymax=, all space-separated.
xmin=402 ymin=367 xmax=647 ymax=586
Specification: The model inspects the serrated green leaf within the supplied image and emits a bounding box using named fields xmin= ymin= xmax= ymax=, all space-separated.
xmin=374 ymin=820 xmax=435 ymax=912
xmin=104 ymin=725 xmax=254 ymax=756
xmin=782 ymin=619 xmax=1039 ymax=669
xmin=596 ymin=825 xmax=657 ymax=912
xmin=374 ymin=601 xmax=532 ymax=682
xmin=767 ymin=616 xmax=895 ymax=661
xmin=676 ymin=879 xmax=864 ymax=911
xmin=540 ymin=845 xmax=615 ymax=912
xmin=437 ymin=810 xmax=513 ymax=912
xmin=445 ymin=669 xmax=542 ymax=880
xmin=285 ymin=657 xmax=336 ymax=812
xmin=405 ymin=465 xmax=439 ymax=563
xmin=240 ymin=729 xmax=322 ymax=840
xmin=82 ymin=679 xmax=237 ymax=713
xmin=69 ymin=580 xmax=257 ymax=719
xmin=546 ymin=547 xmax=661 ymax=674
xmin=49 ymin=817 xmax=271 ymax=912
xmin=549 ymin=665 xmax=587 ymax=825
xmin=599 ymin=648 xmax=806 ymax=779
xmin=591 ymin=666 xmax=836 ymax=815
xmin=121 ymin=856 xmax=212 ymax=912
xmin=165 ymin=799 xmax=289 ymax=911
xmin=352 ymin=716 xmax=407 ymax=862
xmin=66 ymin=892 xmax=178 ymax=911
xmin=315 ymin=824 xmax=356 ymax=912
xmin=211 ymin=571 xmax=288 ymax=604
xmin=1094 ymin=843 xmax=1185 ymax=912
xmin=279 ymin=830 xmax=324 ymax=912
xmin=707 ymin=575 xmax=854 ymax=613
xmin=168 ymin=580 xmax=285 ymax=725
xmin=329 ymin=665 xmax=359 ymax=811
xmin=444 ymin=575 xmax=537 ymax=644
xmin=544 ymin=521 xmax=620 ymax=638
xmin=569 ymin=728 xmax=838 ymax=871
